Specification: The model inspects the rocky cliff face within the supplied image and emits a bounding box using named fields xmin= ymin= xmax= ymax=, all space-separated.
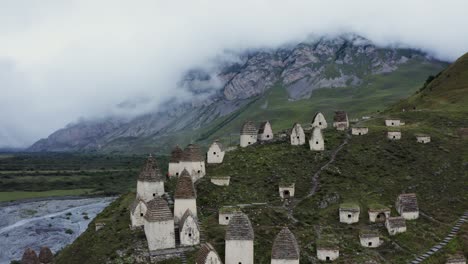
xmin=28 ymin=34 xmax=445 ymax=153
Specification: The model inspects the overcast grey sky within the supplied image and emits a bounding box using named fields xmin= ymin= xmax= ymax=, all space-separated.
xmin=1 ymin=0 xmax=467 ymax=147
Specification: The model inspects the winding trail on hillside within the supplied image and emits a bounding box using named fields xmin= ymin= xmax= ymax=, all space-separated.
xmin=284 ymin=132 xmax=351 ymax=223
xmin=409 ymin=211 xmax=468 ymax=264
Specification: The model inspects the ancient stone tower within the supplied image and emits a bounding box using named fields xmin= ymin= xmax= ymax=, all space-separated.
xmin=174 ymin=169 xmax=197 ymax=223
xmin=271 ymin=227 xmax=300 ymax=264
xmin=130 ymin=198 xmax=148 ymax=227
xmin=225 ymin=213 xmax=254 ymax=264
xmin=240 ymin=121 xmax=258 ymax=147
xmin=144 ymin=197 xmax=175 ymax=250
xmin=136 ymin=155 xmax=165 ymax=202
xmin=258 ymin=121 xmax=274 ymax=141
xmin=333 ymin=111 xmax=349 ymax=130
xmin=38 ymin=246 xmax=54 ymax=264
xmin=207 ymin=140 xmax=225 ymax=164
xmin=290 ymin=123 xmax=305 ymax=146
xmin=168 ymin=145 xmax=183 ymax=177
xmin=312 ymin=112 xmax=328 ymax=129
xmin=179 ymin=209 xmax=200 ymax=246
xmin=180 ymin=144 xmax=206 ymax=181
xmin=309 ymin=127 xmax=325 ymax=151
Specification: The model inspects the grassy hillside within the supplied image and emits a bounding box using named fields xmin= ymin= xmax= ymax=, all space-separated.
xmin=52 ymin=56 xmax=468 ymax=263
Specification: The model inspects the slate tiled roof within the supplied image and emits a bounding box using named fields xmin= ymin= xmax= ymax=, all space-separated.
xmin=195 ymin=243 xmax=221 ymax=264
xmin=397 ymin=193 xmax=419 ymax=212
xmin=21 ymin=248 xmax=39 ymax=264
xmin=182 ymin=144 xmax=204 ymax=162
xmin=174 ymin=171 xmax=196 ymax=199
xmin=258 ymin=121 xmax=270 ymax=134
xmin=240 ymin=121 xmax=257 ymax=135
xmin=340 ymin=203 xmax=360 ymax=212
xmin=271 ymin=227 xmax=300 ymax=260
xmin=180 ymin=209 xmax=199 ymax=230
xmin=359 ymin=230 xmax=379 ymax=238
xmin=138 ymin=155 xmax=164 ymax=182
xmin=144 ymin=197 xmax=173 ymax=222
xmin=333 ymin=111 xmax=348 ymax=122
xmin=38 ymin=246 xmax=53 ymax=263
xmin=170 ymin=145 xmax=183 ymax=163
xmin=387 ymin=216 xmax=406 ymax=228
xmin=226 ymin=213 xmax=254 ymax=240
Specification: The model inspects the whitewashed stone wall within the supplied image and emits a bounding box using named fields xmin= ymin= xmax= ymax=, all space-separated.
xmin=137 ymin=181 xmax=165 ymax=202
xmin=207 ymin=144 xmax=225 ymax=164
xmin=218 ymin=210 xmax=240 ymax=225
xmin=144 ymin=220 xmax=175 ymax=251
xmin=240 ymin=135 xmax=257 ymax=147
xmin=290 ymin=124 xmax=306 ymax=146
xmin=180 ymin=213 xmax=200 ymax=246
xmin=317 ymin=248 xmax=339 ymax=261
xmin=385 ymin=222 xmax=406 ymax=235
xmin=416 ymin=136 xmax=431 ymax=143
xmin=130 ymin=201 xmax=147 ymax=227
xmin=387 ymin=131 xmax=401 ymax=140
xmin=258 ymin=123 xmax=274 ymax=141
xmin=368 ymin=210 xmax=390 ymax=222
xmin=385 ymin=120 xmax=401 ymax=126
xmin=211 ymin=177 xmax=230 ymax=186
xmin=351 ymin=127 xmax=368 ymax=135
xmin=168 ymin=162 xmax=181 ymax=177
xmin=174 ymin=198 xmax=197 ymax=223
xmin=279 ymin=185 xmax=295 ymax=199
xmin=401 ymin=211 xmax=419 ymax=220
xmin=309 ymin=128 xmax=324 ymax=151
xmin=312 ymin=113 xmax=328 ymax=129
xmin=359 ymin=236 xmax=380 ymax=248
xmin=179 ymin=161 xmax=206 ymax=181
xmin=339 ymin=210 xmax=360 ymax=224
xmin=225 ymin=240 xmax=254 ymax=264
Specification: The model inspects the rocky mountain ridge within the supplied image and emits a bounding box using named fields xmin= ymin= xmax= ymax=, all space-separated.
xmin=28 ymin=34 xmax=446 ymax=153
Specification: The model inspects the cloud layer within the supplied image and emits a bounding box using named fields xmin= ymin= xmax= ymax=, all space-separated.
xmin=1 ymin=0 xmax=467 ymax=147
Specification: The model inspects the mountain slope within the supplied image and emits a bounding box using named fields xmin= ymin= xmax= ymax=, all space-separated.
xmin=52 ymin=53 xmax=467 ymax=264
xmin=392 ymin=52 xmax=468 ymax=112
xmin=28 ymin=35 xmax=448 ymax=153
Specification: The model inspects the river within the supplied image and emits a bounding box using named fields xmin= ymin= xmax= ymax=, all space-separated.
xmin=0 ymin=196 xmax=115 ymax=264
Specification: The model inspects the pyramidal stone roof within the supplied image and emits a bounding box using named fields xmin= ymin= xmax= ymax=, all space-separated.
xmin=258 ymin=121 xmax=270 ymax=134
xmin=38 ymin=246 xmax=54 ymax=263
xmin=21 ymin=248 xmax=39 ymax=264
xmin=174 ymin=170 xmax=196 ymax=199
xmin=170 ymin=145 xmax=183 ymax=163
xmin=195 ymin=243 xmax=221 ymax=264
xmin=226 ymin=213 xmax=254 ymax=240
xmin=397 ymin=193 xmax=419 ymax=212
xmin=334 ymin=111 xmax=348 ymax=122
xmin=144 ymin=197 xmax=173 ymax=222
xmin=312 ymin=112 xmax=325 ymax=122
xmin=271 ymin=227 xmax=300 ymax=260
xmin=241 ymin=121 xmax=257 ymax=135
xmin=138 ymin=155 xmax=164 ymax=182
xmin=182 ymin=144 xmax=204 ymax=162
